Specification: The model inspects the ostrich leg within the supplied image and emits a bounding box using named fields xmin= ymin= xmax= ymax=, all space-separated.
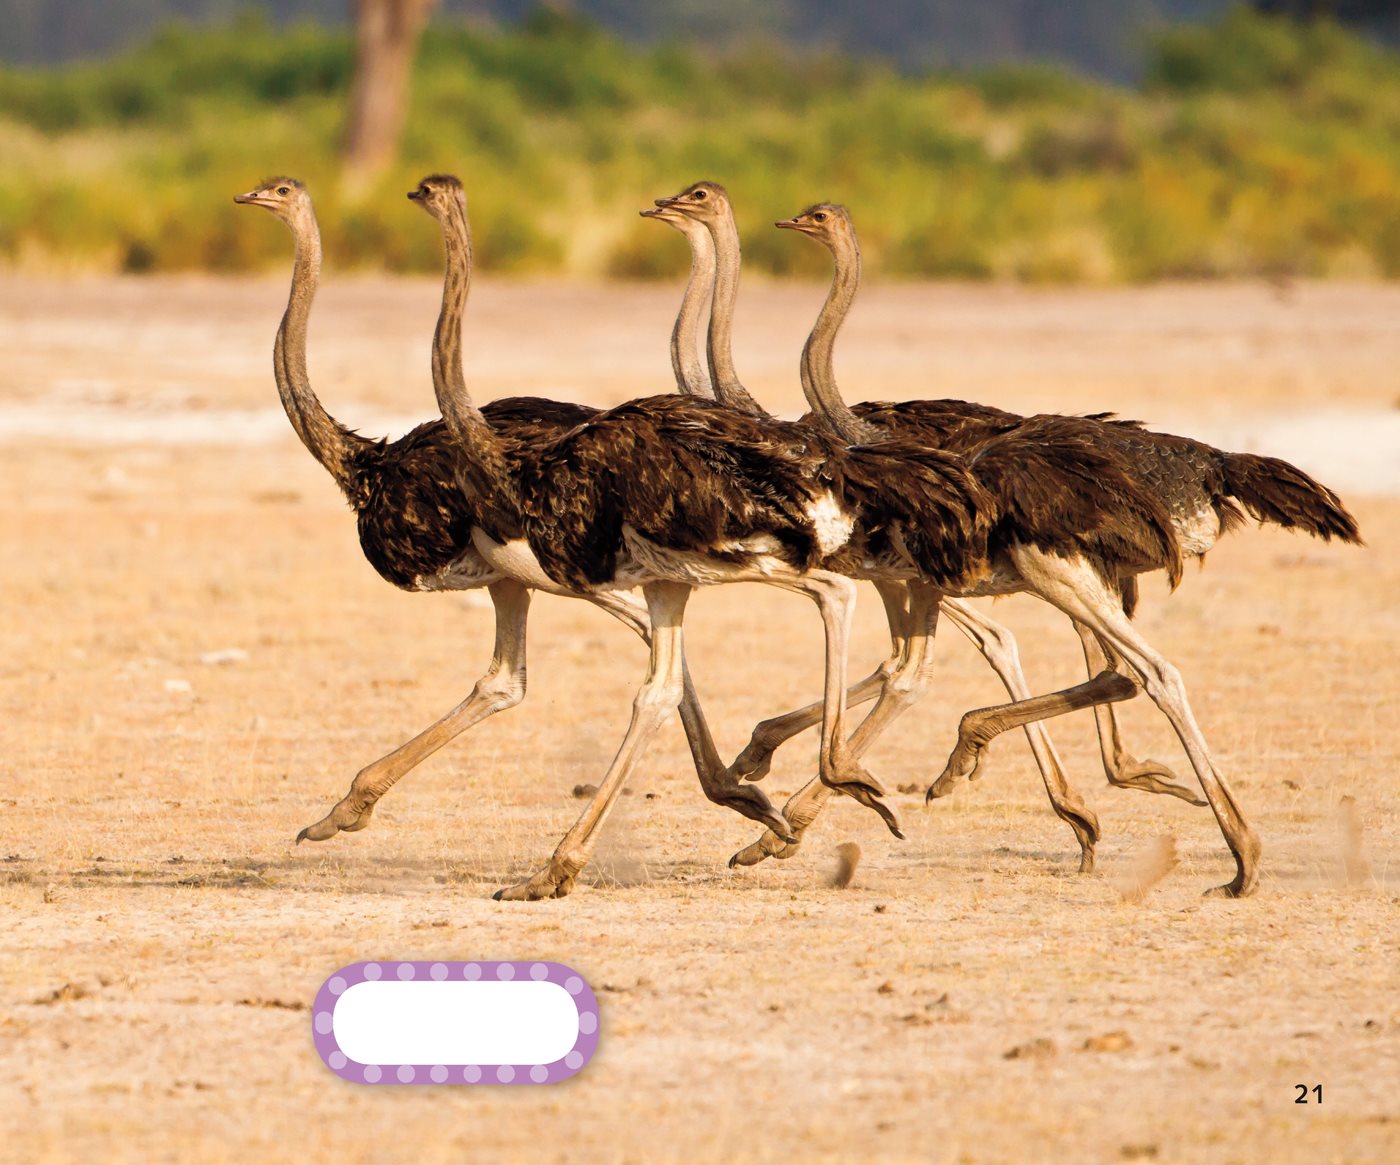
xmin=1073 ymin=621 xmax=1205 ymax=805
xmin=730 ymin=581 xmax=949 ymax=867
xmin=936 ymin=600 xmax=1102 ymax=869
xmin=928 ymin=671 xmax=1139 ymax=798
xmin=586 ymin=590 xmax=794 ymax=838
xmin=945 ymin=547 xmax=1258 ymax=897
xmin=496 ymin=582 xmax=693 ymax=901
xmin=800 ymin=572 xmax=901 ymax=838
xmin=727 ymin=579 xmax=909 ymax=783
xmin=295 ymin=582 xmax=792 ymax=844
xmin=727 ymin=592 xmax=1103 ymax=872
xmin=496 ymin=571 xmax=879 ymax=901
xmin=296 ymin=579 xmax=532 ymax=842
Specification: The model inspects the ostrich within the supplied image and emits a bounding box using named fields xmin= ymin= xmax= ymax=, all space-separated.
xmin=648 ymin=185 xmax=1134 ymax=865
xmin=232 ymin=176 xmax=790 ymax=855
xmin=649 ymin=180 xmax=1185 ymax=873
xmin=406 ymin=176 xmax=1024 ymax=901
xmin=727 ymin=197 xmax=1360 ymax=895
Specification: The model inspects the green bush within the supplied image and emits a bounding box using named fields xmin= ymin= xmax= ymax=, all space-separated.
xmin=1 ymin=8 xmax=1398 ymax=282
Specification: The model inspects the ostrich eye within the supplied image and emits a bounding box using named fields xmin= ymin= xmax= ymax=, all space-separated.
xmin=813 ymin=212 xmax=827 ymax=222
xmin=277 ymin=186 xmax=290 ymax=196
xmin=693 ymin=189 xmax=706 ymax=199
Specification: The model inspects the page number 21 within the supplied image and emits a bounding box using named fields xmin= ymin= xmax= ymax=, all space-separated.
xmin=1294 ymin=1084 xmax=1322 ymax=1104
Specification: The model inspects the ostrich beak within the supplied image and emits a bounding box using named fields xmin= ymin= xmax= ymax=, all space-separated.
xmin=775 ymin=218 xmax=802 ymax=231
xmin=234 ymin=188 xmax=282 ymax=208
xmin=407 ymin=189 xmax=423 ymax=201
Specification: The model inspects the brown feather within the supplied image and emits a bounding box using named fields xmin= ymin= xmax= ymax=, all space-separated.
xmin=514 ymin=395 xmax=994 ymax=594
xmin=345 ymin=398 xmax=596 ymax=591
xmin=1219 ymin=452 xmax=1362 ymax=545
xmin=847 ymin=399 xmax=1360 ymax=591
xmin=842 ymin=403 xmax=1183 ymax=594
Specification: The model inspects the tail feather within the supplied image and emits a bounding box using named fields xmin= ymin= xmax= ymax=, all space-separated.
xmin=1220 ymin=453 xmax=1363 ymax=545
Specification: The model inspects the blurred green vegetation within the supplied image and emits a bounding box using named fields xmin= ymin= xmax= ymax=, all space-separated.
xmin=1 ymin=5 xmax=1398 ymax=281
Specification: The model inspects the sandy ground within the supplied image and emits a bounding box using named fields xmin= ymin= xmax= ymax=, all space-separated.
xmin=0 ymin=276 xmax=1397 ymax=1164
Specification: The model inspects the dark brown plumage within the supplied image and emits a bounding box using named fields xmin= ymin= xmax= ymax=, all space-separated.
xmin=514 ymin=393 xmax=991 ymax=595
xmin=851 ymin=407 xmax=1359 ymax=625
xmin=1222 ymin=451 xmax=1360 ymax=544
xmin=843 ymin=404 xmax=1170 ymax=622
xmin=838 ymin=435 xmax=996 ymax=588
xmin=833 ymin=404 xmax=1186 ymax=594
xmin=517 ymin=396 xmax=823 ymax=590
xmin=342 ymin=421 xmax=475 ymax=590
xmin=838 ymin=399 xmax=1363 ymax=627
xmin=784 ymin=204 xmax=1362 ymax=572
xmin=345 ymin=398 xmax=596 ymax=591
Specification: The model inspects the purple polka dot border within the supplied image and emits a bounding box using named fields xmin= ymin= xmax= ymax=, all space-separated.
xmin=310 ymin=961 xmax=599 ymax=1086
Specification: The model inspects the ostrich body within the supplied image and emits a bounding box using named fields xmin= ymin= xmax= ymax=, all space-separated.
xmin=733 ymin=197 xmax=1359 ymax=895
xmin=406 ymin=177 xmax=1012 ymax=900
xmin=234 ymin=176 xmax=791 ymax=858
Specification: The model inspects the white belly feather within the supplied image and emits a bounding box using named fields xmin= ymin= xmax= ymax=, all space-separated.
xmin=413 ymin=548 xmax=501 ymax=592
xmin=1176 ymin=507 xmax=1223 ymax=558
xmin=470 ymin=529 xmax=567 ymax=594
xmin=471 ymin=493 xmax=855 ymax=596
xmin=620 ymin=525 xmax=796 ymax=587
xmin=805 ymin=492 xmax=856 ymax=557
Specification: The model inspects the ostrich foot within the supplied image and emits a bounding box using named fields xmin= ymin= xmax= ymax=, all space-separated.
xmin=925 ymin=738 xmax=989 ymax=802
xmin=1109 ymin=756 xmax=1207 ymax=806
xmin=1203 ymin=877 xmax=1256 ymax=900
xmin=1204 ymin=862 xmax=1260 ymax=896
xmin=715 ymin=783 xmax=796 ymax=843
xmin=821 ymin=758 xmax=903 ymax=840
xmin=729 ymin=831 xmax=803 ymax=868
xmin=493 ymin=864 xmax=577 ymax=902
xmin=295 ymin=798 xmax=377 ymax=844
xmin=729 ymin=782 xmax=833 ymax=867
xmin=726 ymin=737 xmax=777 ymax=784
xmin=1202 ymin=847 xmax=1260 ymax=899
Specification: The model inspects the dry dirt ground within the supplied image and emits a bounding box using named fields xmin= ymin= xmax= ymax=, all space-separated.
xmin=0 ymin=276 xmax=1397 ymax=1164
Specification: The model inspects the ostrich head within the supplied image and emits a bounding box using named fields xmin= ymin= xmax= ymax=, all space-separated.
xmin=640 ymin=188 xmax=705 ymax=235
xmin=775 ymin=203 xmax=854 ymax=248
xmin=652 ymin=180 xmax=732 ymax=226
xmin=407 ymin=173 xmax=466 ymax=222
xmin=233 ymin=177 xmax=312 ymax=227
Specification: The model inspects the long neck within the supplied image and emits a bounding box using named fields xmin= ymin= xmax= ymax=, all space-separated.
xmin=671 ymin=222 xmax=716 ymax=399
xmin=801 ymin=229 xmax=879 ymax=445
xmin=430 ymin=198 xmax=512 ymax=477
xmin=273 ymin=211 xmax=366 ymax=492
xmin=706 ymin=210 xmax=767 ymax=416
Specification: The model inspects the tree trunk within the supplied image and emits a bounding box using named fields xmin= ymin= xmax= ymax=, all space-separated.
xmin=343 ymin=0 xmax=440 ymax=183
